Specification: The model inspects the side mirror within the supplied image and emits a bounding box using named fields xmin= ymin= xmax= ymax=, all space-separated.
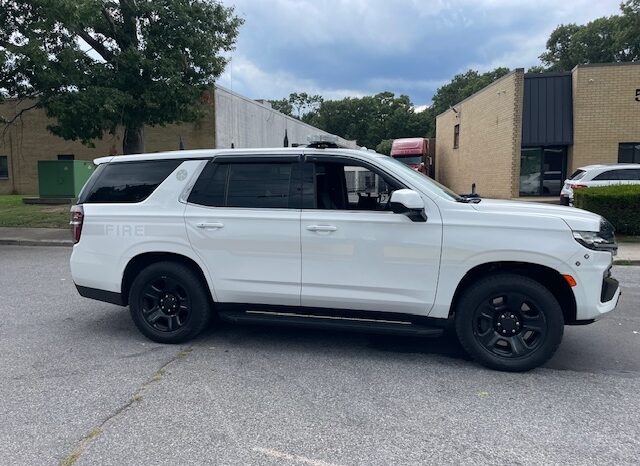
xmin=390 ymin=189 xmax=427 ymax=222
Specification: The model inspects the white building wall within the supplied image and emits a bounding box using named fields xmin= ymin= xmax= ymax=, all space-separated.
xmin=214 ymin=85 xmax=356 ymax=149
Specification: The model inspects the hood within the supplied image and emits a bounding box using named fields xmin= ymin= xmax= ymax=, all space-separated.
xmin=472 ymin=199 xmax=602 ymax=232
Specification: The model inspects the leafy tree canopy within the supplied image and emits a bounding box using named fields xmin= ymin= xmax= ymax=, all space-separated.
xmin=539 ymin=0 xmax=639 ymax=71
xmin=303 ymin=91 xmax=431 ymax=149
xmin=375 ymin=139 xmax=393 ymax=155
xmin=428 ymin=67 xmax=510 ymax=118
xmin=269 ymin=92 xmax=323 ymax=119
xmin=0 ymin=0 xmax=243 ymax=153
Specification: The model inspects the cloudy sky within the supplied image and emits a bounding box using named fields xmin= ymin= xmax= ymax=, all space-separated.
xmin=216 ymin=0 xmax=621 ymax=106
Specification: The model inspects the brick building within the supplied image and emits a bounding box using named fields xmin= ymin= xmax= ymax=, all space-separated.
xmin=0 ymin=85 xmax=354 ymax=195
xmin=435 ymin=62 xmax=640 ymax=199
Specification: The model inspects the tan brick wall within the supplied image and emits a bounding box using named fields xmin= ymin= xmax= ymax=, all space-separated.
xmin=435 ymin=69 xmax=524 ymax=199
xmin=569 ymin=63 xmax=640 ymax=172
xmin=0 ymin=98 xmax=214 ymax=195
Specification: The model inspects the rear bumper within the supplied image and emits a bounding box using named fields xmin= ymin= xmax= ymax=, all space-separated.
xmin=75 ymin=284 xmax=125 ymax=306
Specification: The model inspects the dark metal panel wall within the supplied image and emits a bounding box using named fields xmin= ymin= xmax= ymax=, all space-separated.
xmin=522 ymin=73 xmax=573 ymax=146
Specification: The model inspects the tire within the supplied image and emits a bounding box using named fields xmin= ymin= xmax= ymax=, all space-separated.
xmin=454 ymin=273 xmax=564 ymax=372
xmin=128 ymin=261 xmax=211 ymax=344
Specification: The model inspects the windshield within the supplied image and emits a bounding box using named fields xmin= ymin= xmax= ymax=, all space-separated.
xmin=378 ymin=155 xmax=463 ymax=201
xmin=393 ymin=155 xmax=422 ymax=165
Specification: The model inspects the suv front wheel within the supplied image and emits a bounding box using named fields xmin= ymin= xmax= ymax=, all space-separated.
xmin=129 ymin=261 xmax=211 ymax=344
xmin=455 ymin=273 xmax=564 ymax=372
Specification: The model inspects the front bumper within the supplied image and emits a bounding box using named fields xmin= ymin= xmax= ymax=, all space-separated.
xmin=571 ymin=251 xmax=621 ymax=321
xmin=601 ymin=273 xmax=619 ymax=303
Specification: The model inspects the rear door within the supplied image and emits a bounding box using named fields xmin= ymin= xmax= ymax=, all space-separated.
xmin=300 ymin=155 xmax=442 ymax=315
xmin=184 ymin=155 xmax=302 ymax=306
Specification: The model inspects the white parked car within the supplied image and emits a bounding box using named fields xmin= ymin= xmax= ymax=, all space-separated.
xmin=70 ymin=146 xmax=620 ymax=372
xmin=519 ymin=171 xmax=563 ymax=196
xmin=560 ymin=163 xmax=640 ymax=205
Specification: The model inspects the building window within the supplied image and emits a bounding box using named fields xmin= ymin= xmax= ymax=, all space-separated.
xmin=618 ymin=143 xmax=640 ymax=163
xmin=453 ymin=124 xmax=460 ymax=149
xmin=0 ymin=156 xmax=8 ymax=179
xmin=57 ymin=154 xmax=75 ymax=161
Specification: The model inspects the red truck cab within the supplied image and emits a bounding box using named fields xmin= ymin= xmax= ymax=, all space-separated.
xmin=390 ymin=138 xmax=434 ymax=176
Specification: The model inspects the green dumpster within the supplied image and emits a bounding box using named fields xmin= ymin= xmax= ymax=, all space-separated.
xmin=37 ymin=160 xmax=96 ymax=198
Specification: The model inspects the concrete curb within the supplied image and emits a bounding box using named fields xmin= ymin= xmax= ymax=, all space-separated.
xmin=0 ymin=239 xmax=72 ymax=247
xmin=613 ymin=260 xmax=640 ymax=266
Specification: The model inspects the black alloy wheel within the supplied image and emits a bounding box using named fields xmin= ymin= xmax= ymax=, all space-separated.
xmin=455 ymin=273 xmax=564 ymax=372
xmin=140 ymin=276 xmax=191 ymax=332
xmin=472 ymin=291 xmax=547 ymax=358
xmin=129 ymin=261 xmax=211 ymax=344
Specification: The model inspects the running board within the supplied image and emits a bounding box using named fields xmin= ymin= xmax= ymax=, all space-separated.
xmin=217 ymin=309 xmax=444 ymax=337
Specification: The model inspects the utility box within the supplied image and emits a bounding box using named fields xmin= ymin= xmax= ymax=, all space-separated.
xmin=37 ymin=160 xmax=96 ymax=198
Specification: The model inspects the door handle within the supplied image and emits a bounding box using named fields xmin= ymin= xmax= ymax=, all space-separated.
xmin=196 ymin=222 xmax=224 ymax=230
xmin=306 ymin=225 xmax=337 ymax=232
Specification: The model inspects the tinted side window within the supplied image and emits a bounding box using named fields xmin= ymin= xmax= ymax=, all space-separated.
xmin=188 ymin=161 xmax=296 ymax=208
xmin=227 ymin=163 xmax=293 ymax=208
xmin=614 ymin=169 xmax=640 ymax=181
xmin=307 ymin=160 xmax=400 ymax=211
xmin=569 ymin=169 xmax=586 ymax=180
xmin=81 ymin=160 xmax=181 ymax=203
xmin=188 ymin=163 xmax=228 ymax=207
xmin=593 ymin=171 xmax=620 ymax=181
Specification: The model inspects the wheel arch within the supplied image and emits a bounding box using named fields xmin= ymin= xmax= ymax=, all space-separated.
xmin=121 ymin=252 xmax=214 ymax=306
xmin=449 ymin=261 xmax=577 ymax=324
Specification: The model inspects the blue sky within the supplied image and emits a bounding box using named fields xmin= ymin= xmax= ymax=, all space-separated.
xmin=216 ymin=0 xmax=622 ymax=107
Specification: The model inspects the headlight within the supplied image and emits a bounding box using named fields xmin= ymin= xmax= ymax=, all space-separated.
xmin=573 ymin=219 xmax=617 ymax=254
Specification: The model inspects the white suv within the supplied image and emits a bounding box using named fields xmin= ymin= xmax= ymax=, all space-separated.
xmin=560 ymin=163 xmax=640 ymax=205
xmin=70 ymin=147 xmax=620 ymax=372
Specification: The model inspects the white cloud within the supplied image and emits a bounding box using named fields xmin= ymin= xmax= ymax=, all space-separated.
xmin=222 ymin=0 xmax=622 ymax=101
xmin=217 ymin=54 xmax=367 ymax=100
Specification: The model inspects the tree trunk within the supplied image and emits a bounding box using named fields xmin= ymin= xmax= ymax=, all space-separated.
xmin=123 ymin=125 xmax=145 ymax=154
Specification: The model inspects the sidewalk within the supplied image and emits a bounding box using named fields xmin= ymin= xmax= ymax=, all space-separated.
xmin=0 ymin=227 xmax=639 ymax=264
xmin=615 ymin=242 xmax=640 ymax=265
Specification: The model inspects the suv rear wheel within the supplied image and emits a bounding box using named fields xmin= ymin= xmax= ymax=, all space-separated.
xmin=455 ymin=273 xmax=564 ymax=372
xmin=129 ymin=262 xmax=211 ymax=344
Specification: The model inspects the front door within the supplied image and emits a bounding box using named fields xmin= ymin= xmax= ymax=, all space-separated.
xmin=300 ymin=156 xmax=442 ymax=316
xmin=520 ymin=147 xmax=567 ymax=196
xmin=184 ymin=156 xmax=301 ymax=306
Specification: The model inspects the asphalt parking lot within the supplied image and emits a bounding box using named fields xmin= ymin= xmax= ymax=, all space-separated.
xmin=1 ymin=245 xmax=639 ymax=465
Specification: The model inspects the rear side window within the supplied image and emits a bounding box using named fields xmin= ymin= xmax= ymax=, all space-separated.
xmin=569 ymin=169 xmax=586 ymax=180
xmin=79 ymin=160 xmax=181 ymax=203
xmin=188 ymin=161 xmax=297 ymax=208
xmin=604 ymin=169 xmax=640 ymax=181
xmin=593 ymin=170 xmax=621 ymax=181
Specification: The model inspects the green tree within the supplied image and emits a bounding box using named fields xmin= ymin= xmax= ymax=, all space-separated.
xmin=309 ymin=91 xmax=430 ymax=148
xmin=0 ymin=0 xmax=243 ymax=154
xmin=289 ymin=92 xmax=323 ymax=118
xmin=270 ymin=92 xmax=323 ymax=119
xmin=539 ymin=0 xmax=639 ymax=71
xmin=269 ymin=98 xmax=293 ymax=116
xmin=375 ymin=139 xmax=393 ymax=155
xmin=428 ymin=67 xmax=510 ymax=119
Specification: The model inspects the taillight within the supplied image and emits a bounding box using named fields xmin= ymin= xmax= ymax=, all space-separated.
xmin=70 ymin=205 xmax=84 ymax=244
xmin=570 ymin=183 xmax=588 ymax=189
